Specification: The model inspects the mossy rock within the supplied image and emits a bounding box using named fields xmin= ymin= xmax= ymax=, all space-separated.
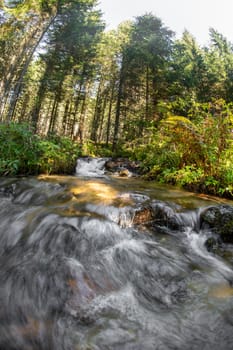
xmin=200 ymin=205 xmax=233 ymax=243
xmin=133 ymin=201 xmax=182 ymax=231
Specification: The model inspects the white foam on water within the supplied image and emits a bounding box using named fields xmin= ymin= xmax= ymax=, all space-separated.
xmin=75 ymin=157 xmax=109 ymax=177
xmin=185 ymin=228 xmax=233 ymax=278
xmin=85 ymin=203 xmax=134 ymax=227
xmin=88 ymin=282 xmax=180 ymax=339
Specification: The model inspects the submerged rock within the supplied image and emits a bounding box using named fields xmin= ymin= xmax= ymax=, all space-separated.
xmin=200 ymin=205 xmax=233 ymax=243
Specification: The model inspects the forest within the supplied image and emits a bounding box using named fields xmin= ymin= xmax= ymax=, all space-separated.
xmin=1 ymin=0 xmax=233 ymax=198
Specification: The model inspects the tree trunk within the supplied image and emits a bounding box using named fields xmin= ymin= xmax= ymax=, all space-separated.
xmin=98 ymin=94 xmax=107 ymax=142
xmin=0 ymin=25 xmax=41 ymax=112
xmin=6 ymin=14 xmax=58 ymax=123
xmin=90 ymin=79 xmax=103 ymax=142
xmin=112 ymin=58 xmax=125 ymax=151
xmin=106 ymin=90 xmax=113 ymax=146
xmin=71 ymin=83 xmax=84 ymax=138
xmin=62 ymin=99 xmax=70 ymax=135
xmin=19 ymin=93 xmax=30 ymax=122
xmin=76 ymin=94 xmax=87 ymax=144
xmin=48 ymin=96 xmax=59 ymax=134
xmin=145 ymin=65 xmax=150 ymax=121
xmin=31 ymin=81 xmax=47 ymax=132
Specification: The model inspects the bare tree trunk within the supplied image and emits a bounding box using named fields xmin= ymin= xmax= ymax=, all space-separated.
xmin=71 ymin=84 xmax=84 ymax=137
xmin=31 ymin=81 xmax=46 ymax=132
xmin=48 ymin=97 xmax=59 ymax=134
xmin=98 ymin=94 xmax=107 ymax=142
xmin=145 ymin=65 xmax=150 ymax=121
xmin=76 ymin=94 xmax=87 ymax=144
xmin=6 ymin=14 xmax=58 ymax=123
xmin=62 ymin=99 xmax=70 ymax=135
xmin=90 ymin=79 xmax=103 ymax=142
xmin=19 ymin=93 xmax=30 ymax=122
xmin=106 ymin=86 xmax=114 ymax=146
xmin=0 ymin=25 xmax=41 ymax=110
xmin=112 ymin=58 xmax=125 ymax=151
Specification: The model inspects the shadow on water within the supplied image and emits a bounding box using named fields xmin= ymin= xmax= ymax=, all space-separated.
xmin=0 ymin=158 xmax=233 ymax=349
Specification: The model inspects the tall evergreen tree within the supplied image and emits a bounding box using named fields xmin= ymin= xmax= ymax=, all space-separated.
xmin=112 ymin=13 xmax=173 ymax=149
xmin=0 ymin=0 xmax=60 ymax=120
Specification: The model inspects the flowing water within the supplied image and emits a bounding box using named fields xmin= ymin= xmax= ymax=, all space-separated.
xmin=1 ymin=158 xmax=233 ymax=350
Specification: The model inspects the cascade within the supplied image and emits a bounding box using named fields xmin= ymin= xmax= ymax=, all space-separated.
xmin=0 ymin=159 xmax=233 ymax=349
xmin=75 ymin=157 xmax=109 ymax=177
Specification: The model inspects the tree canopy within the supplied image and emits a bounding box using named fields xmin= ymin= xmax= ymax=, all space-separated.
xmin=1 ymin=4 xmax=233 ymax=196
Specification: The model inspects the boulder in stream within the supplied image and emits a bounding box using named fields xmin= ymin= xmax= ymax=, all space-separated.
xmin=200 ymin=205 xmax=233 ymax=243
xmin=133 ymin=206 xmax=155 ymax=225
xmin=132 ymin=200 xmax=183 ymax=231
xmin=105 ymin=158 xmax=141 ymax=177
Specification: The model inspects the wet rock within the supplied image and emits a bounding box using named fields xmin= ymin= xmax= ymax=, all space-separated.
xmin=150 ymin=201 xmax=182 ymax=230
xmin=133 ymin=206 xmax=155 ymax=225
xmin=200 ymin=205 xmax=233 ymax=243
xmin=128 ymin=193 xmax=150 ymax=204
xmin=0 ymin=186 xmax=15 ymax=199
xmin=119 ymin=169 xmax=131 ymax=177
xmin=132 ymin=201 xmax=182 ymax=231
xmin=204 ymin=236 xmax=221 ymax=252
xmin=105 ymin=158 xmax=141 ymax=177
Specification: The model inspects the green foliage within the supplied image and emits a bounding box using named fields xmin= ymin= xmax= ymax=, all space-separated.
xmin=126 ymin=133 xmax=181 ymax=180
xmin=161 ymin=166 xmax=204 ymax=186
xmin=82 ymin=140 xmax=132 ymax=158
xmin=2 ymin=5 xmax=233 ymax=201
xmin=0 ymin=123 xmax=39 ymax=175
xmin=37 ymin=135 xmax=81 ymax=174
xmin=133 ymin=99 xmax=233 ymax=198
xmin=0 ymin=123 xmax=81 ymax=175
xmin=82 ymin=141 xmax=113 ymax=157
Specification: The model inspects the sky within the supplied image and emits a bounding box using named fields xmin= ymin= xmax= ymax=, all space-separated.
xmin=98 ymin=0 xmax=233 ymax=46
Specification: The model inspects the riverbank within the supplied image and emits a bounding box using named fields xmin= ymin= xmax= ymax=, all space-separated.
xmin=0 ymin=123 xmax=81 ymax=176
xmin=0 ymin=123 xmax=232 ymax=200
xmin=97 ymin=155 xmax=233 ymax=201
xmin=80 ymin=141 xmax=233 ymax=200
xmin=141 ymin=166 xmax=233 ymax=200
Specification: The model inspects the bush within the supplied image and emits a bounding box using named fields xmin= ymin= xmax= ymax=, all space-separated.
xmin=0 ymin=123 xmax=39 ymax=175
xmin=161 ymin=166 xmax=204 ymax=186
xmin=82 ymin=140 xmax=114 ymax=157
xmin=82 ymin=140 xmax=132 ymax=159
xmin=127 ymin=134 xmax=181 ymax=178
xmin=0 ymin=123 xmax=81 ymax=176
xmin=37 ymin=136 xmax=81 ymax=174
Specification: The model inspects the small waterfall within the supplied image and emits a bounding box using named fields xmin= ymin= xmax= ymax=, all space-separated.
xmin=1 ymin=174 xmax=233 ymax=350
xmin=75 ymin=157 xmax=109 ymax=177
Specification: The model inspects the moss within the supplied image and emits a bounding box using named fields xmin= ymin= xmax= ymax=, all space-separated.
xmin=201 ymin=206 xmax=233 ymax=243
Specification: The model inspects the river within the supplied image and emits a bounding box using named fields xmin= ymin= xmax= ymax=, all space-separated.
xmin=0 ymin=157 xmax=233 ymax=350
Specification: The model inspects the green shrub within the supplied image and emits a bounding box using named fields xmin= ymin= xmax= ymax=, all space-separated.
xmin=37 ymin=136 xmax=81 ymax=174
xmin=82 ymin=141 xmax=114 ymax=157
xmin=0 ymin=123 xmax=81 ymax=176
xmin=160 ymin=166 xmax=205 ymax=189
xmin=0 ymin=123 xmax=39 ymax=175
